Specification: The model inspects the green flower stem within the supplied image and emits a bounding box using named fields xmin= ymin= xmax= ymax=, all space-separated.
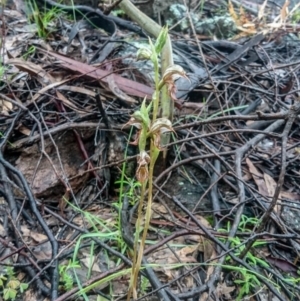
xmin=119 ymin=0 xmax=174 ymax=123
xmin=119 ymin=0 xmax=173 ymax=165
xmin=142 ymin=143 xmax=159 ymax=240
xmin=129 ymin=143 xmax=159 ymax=299
xmin=128 ymin=181 xmax=146 ymax=300
xmin=152 ymin=61 xmax=160 ymax=123
xmin=119 ymin=2 xmax=174 ymax=298
xmin=139 ymin=123 xmax=148 ymax=152
xmin=134 ymin=142 xmax=159 ymax=295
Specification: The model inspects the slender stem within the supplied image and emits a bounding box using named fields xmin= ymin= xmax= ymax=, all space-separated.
xmin=127 ymin=181 xmax=146 ymax=300
xmin=152 ymin=59 xmax=160 ymax=122
xmin=119 ymin=2 xmax=174 ymax=298
xmin=140 ymin=141 xmax=159 ymax=246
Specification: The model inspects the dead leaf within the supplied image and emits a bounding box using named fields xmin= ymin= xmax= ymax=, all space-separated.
xmin=57 ymin=85 xmax=96 ymax=97
xmin=201 ymin=238 xmax=215 ymax=262
xmin=263 ymin=173 xmax=281 ymax=213
xmin=194 ymin=214 xmax=211 ymax=228
xmin=16 ymin=124 xmax=31 ymax=136
xmin=266 ymin=256 xmax=298 ymax=276
xmin=7 ymin=58 xmax=55 ymax=85
xmin=31 ymin=241 xmax=52 ymax=260
xmin=199 ymin=247 xmax=219 ymax=301
xmin=280 ymin=0 xmax=290 ymax=22
xmin=0 ymin=99 xmax=13 ymax=114
xmin=200 ymin=280 xmax=235 ymax=301
xmin=148 ymin=243 xmax=199 ymax=280
xmin=151 ymin=202 xmax=169 ymax=219
xmin=258 ymin=0 xmax=268 ymax=21
xmin=216 ymin=282 xmax=235 ymax=299
xmin=228 ymin=0 xmax=256 ymax=34
xmin=56 ymin=90 xmax=89 ymax=113
xmin=246 ymin=158 xmax=268 ymax=196
xmin=21 ymin=226 xmax=48 ymax=242
xmin=31 ymin=78 xmax=71 ymax=104
xmin=176 ymin=245 xmax=199 ymax=262
xmin=14 ymin=134 xmax=89 ymax=202
xmin=24 ymin=289 xmax=48 ymax=301
xmin=280 ymin=191 xmax=300 ymax=201
xmin=40 ymin=49 xmax=153 ymax=99
xmin=263 ymin=173 xmax=276 ymax=197
xmin=228 ymin=0 xmax=238 ymax=24
xmin=106 ymin=73 xmax=137 ymax=104
xmin=81 ymin=254 xmax=101 ymax=273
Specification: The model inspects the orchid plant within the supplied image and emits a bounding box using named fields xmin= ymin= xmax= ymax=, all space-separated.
xmin=125 ymin=27 xmax=188 ymax=300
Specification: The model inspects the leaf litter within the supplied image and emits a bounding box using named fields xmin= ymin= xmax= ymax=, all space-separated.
xmin=1 ymin=0 xmax=300 ymax=300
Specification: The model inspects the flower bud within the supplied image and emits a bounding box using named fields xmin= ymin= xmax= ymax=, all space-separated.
xmin=136 ymin=48 xmax=152 ymax=61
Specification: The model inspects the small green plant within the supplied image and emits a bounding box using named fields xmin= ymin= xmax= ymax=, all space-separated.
xmin=285 ymin=270 xmax=300 ymax=286
xmin=291 ymin=9 xmax=300 ymax=23
xmin=227 ymin=236 xmax=268 ymax=268
xmin=123 ymin=27 xmax=188 ymax=300
xmin=237 ymin=214 xmax=260 ymax=232
xmin=59 ymin=260 xmax=81 ymax=291
xmin=115 ymin=177 xmax=141 ymax=206
xmin=26 ymin=0 xmax=63 ymax=38
xmin=115 ymin=176 xmax=142 ymax=256
xmin=234 ymin=267 xmax=261 ymax=300
xmin=221 ymin=265 xmax=266 ymax=301
xmin=63 ymin=196 xmax=130 ymax=300
xmin=22 ymin=46 xmax=36 ymax=61
xmin=0 ymin=267 xmax=28 ymax=301
xmin=218 ymin=216 xmax=269 ymax=300
xmin=140 ymin=275 xmax=150 ymax=294
xmin=270 ymin=269 xmax=300 ymax=300
xmin=218 ymin=215 xmax=300 ymax=299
